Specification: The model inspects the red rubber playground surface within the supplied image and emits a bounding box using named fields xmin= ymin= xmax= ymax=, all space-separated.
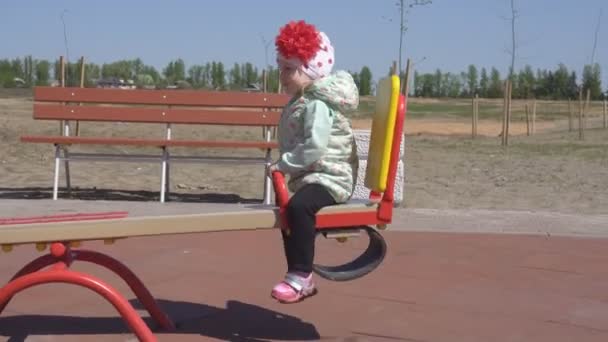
xmin=1 ymin=227 xmax=607 ymax=341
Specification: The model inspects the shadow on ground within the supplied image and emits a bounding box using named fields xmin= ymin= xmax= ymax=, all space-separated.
xmin=0 ymin=299 xmax=320 ymax=341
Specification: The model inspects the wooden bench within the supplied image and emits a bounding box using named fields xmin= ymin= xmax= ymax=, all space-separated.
xmin=21 ymin=86 xmax=289 ymax=203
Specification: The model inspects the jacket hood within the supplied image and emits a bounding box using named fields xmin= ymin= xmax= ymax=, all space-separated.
xmin=304 ymin=70 xmax=359 ymax=113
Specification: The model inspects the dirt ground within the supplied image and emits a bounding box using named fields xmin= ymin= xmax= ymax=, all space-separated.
xmin=2 ymin=90 xmax=608 ymax=342
xmin=1 ymin=90 xmax=607 ymax=215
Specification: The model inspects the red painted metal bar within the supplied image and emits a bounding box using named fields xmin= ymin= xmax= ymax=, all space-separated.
xmin=0 ymin=242 xmax=172 ymax=340
xmin=0 ymin=211 xmax=129 ymax=225
xmin=0 ymin=268 xmax=157 ymax=341
xmin=272 ymin=171 xmax=290 ymax=234
xmin=75 ymin=250 xmax=175 ymax=331
xmin=377 ymin=94 xmax=406 ymax=222
xmin=0 ymin=254 xmax=56 ymax=313
xmin=316 ymin=211 xmax=381 ymax=228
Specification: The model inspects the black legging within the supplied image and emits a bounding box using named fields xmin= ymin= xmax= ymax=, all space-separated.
xmin=281 ymin=183 xmax=337 ymax=274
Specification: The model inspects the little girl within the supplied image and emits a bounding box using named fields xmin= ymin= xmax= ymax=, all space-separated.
xmin=268 ymin=20 xmax=359 ymax=303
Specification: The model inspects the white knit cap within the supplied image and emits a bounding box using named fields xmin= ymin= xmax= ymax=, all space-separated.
xmin=298 ymin=32 xmax=334 ymax=80
xmin=275 ymin=20 xmax=335 ymax=80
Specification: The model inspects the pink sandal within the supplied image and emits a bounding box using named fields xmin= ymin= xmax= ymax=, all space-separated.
xmin=271 ymin=272 xmax=318 ymax=304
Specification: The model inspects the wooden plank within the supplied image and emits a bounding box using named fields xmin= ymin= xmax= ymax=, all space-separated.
xmin=20 ymin=135 xmax=278 ymax=149
xmin=33 ymin=103 xmax=281 ymax=125
xmin=0 ymin=202 xmax=377 ymax=245
xmin=34 ymin=86 xmax=289 ymax=108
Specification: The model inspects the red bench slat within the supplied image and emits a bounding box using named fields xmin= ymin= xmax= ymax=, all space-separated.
xmin=34 ymin=86 xmax=289 ymax=108
xmin=20 ymin=135 xmax=278 ymax=149
xmin=33 ymin=104 xmax=281 ymax=126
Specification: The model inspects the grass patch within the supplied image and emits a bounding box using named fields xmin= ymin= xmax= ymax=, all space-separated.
xmin=354 ymin=96 xmax=603 ymax=122
xmin=410 ymin=128 xmax=608 ymax=161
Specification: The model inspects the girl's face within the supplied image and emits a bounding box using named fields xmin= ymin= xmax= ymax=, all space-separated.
xmin=278 ymin=60 xmax=313 ymax=96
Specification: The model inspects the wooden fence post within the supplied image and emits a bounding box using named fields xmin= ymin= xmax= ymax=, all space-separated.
xmin=578 ymin=89 xmax=584 ymax=140
xmin=525 ymin=102 xmax=530 ymax=136
xmin=584 ymin=89 xmax=590 ymax=136
xmin=504 ymin=80 xmax=512 ymax=146
xmin=531 ymin=99 xmax=536 ymax=135
xmin=603 ymin=99 xmax=607 ymax=129
xmin=472 ymin=95 xmax=478 ymax=139
xmin=568 ymin=99 xmax=573 ymax=132
xmin=501 ymin=81 xmax=508 ymax=146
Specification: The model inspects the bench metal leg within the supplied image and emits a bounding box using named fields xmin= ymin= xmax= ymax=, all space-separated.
xmin=165 ymin=153 xmax=171 ymax=197
xmin=53 ymin=145 xmax=61 ymax=200
xmin=263 ymin=148 xmax=272 ymax=205
xmin=262 ymin=125 xmax=275 ymax=205
xmin=62 ymin=147 xmax=72 ymax=195
xmin=263 ymin=174 xmax=271 ymax=205
xmin=164 ymin=124 xmax=172 ymax=202
xmin=160 ymin=148 xmax=168 ymax=203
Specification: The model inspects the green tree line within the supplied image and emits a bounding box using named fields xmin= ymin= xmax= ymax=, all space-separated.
xmin=0 ymin=55 xmax=375 ymax=96
xmin=413 ymin=63 xmax=606 ymax=100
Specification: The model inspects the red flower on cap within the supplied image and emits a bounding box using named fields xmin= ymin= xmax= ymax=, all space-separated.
xmin=275 ymin=20 xmax=321 ymax=65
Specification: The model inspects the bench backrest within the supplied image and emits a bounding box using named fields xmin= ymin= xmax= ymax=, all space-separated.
xmin=33 ymin=86 xmax=290 ymax=126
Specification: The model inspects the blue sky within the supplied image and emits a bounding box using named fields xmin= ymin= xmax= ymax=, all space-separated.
xmin=3 ymin=0 xmax=607 ymax=87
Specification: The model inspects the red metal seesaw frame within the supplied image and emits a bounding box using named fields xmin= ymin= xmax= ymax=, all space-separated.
xmin=0 ymin=94 xmax=406 ymax=341
xmin=0 ymin=212 xmax=175 ymax=342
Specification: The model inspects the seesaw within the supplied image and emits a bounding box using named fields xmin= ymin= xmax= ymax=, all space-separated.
xmin=0 ymin=74 xmax=406 ymax=341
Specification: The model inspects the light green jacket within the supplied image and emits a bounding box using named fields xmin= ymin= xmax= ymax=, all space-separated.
xmin=275 ymin=70 xmax=359 ymax=203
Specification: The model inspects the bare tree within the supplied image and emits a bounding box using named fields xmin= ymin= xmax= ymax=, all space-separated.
xmin=396 ymin=0 xmax=433 ymax=71
xmin=395 ymin=0 xmax=432 ymax=76
xmin=501 ymin=0 xmax=519 ymax=146
xmin=259 ymin=34 xmax=272 ymax=92
xmin=259 ymin=34 xmax=271 ymax=70
xmin=60 ymin=9 xmax=71 ymax=82
xmin=509 ymin=0 xmax=518 ymax=79
xmin=590 ymin=8 xmax=602 ymax=65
